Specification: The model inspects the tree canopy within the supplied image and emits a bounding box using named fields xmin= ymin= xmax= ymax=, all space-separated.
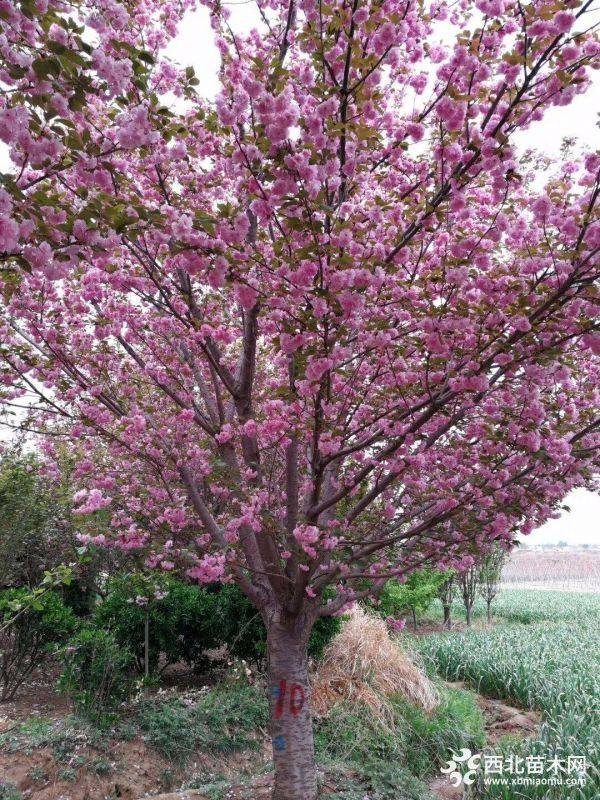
xmin=0 ymin=2 xmax=598 ymax=795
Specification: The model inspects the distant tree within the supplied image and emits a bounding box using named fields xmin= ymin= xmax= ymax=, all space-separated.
xmin=459 ymin=564 xmax=479 ymax=627
xmin=557 ymin=540 xmax=569 ymax=549
xmin=377 ymin=568 xmax=448 ymax=630
xmin=478 ymin=547 xmax=508 ymax=624
xmin=437 ymin=574 xmax=456 ymax=630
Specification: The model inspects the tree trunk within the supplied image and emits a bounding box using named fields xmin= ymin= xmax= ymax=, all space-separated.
xmin=144 ymin=611 xmax=150 ymax=679
xmin=443 ymin=604 xmax=451 ymax=629
xmin=412 ymin=608 xmax=418 ymax=630
xmin=267 ymin=620 xmax=318 ymax=800
xmin=487 ymin=600 xmax=492 ymax=625
xmin=466 ymin=605 xmax=472 ymax=627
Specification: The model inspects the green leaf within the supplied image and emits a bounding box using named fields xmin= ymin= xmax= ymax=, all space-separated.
xmin=32 ymin=57 xmax=61 ymax=81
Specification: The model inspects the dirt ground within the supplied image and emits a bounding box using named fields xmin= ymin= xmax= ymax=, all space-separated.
xmin=1 ymin=671 xmax=539 ymax=800
xmin=0 ymin=667 xmax=271 ymax=800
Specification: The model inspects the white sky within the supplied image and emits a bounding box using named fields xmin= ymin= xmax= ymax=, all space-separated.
xmin=1 ymin=5 xmax=598 ymax=545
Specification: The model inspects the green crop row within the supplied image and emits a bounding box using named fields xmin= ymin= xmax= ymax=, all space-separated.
xmin=413 ymin=591 xmax=600 ymax=799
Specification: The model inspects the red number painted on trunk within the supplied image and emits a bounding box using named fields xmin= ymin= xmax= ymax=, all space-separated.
xmin=290 ymin=684 xmax=305 ymax=716
xmin=272 ymin=680 xmax=305 ymax=717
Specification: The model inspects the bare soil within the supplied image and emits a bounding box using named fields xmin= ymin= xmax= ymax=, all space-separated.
xmin=0 ymin=668 xmax=271 ymax=800
xmin=1 ymin=673 xmax=540 ymax=800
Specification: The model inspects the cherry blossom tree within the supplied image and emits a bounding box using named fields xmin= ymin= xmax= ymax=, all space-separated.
xmin=0 ymin=0 xmax=599 ymax=796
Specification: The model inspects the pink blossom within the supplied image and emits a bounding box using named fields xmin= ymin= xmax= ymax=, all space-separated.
xmin=386 ymin=616 xmax=406 ymax=632
xmin=188 ymin=554 xmax=226 ymax=584
xmin=554 ymin=12 xmax=575 ymax=33
xmin=0 ymin=215 xmax=19 ymax=253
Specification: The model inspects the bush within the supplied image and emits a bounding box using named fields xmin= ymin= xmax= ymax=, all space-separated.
xmin=58 ymin=626 xmax=136 ymax=718
xmin=210 ymin=583 xmax=341 ymax=664
xmin=0 ymin=589 xmax=78 ymax=700
xmin=92 ymin=573 xmax=220 ymax=674
xmin=391 ymin=687 xmax=485 ymax=777
xmin=0 ymin=782 xmax=22 ymax=800
xmin=372 ymin=569 xmax=449 ymax=628
xmin=92 ymin=574 xmax=339 ymax=674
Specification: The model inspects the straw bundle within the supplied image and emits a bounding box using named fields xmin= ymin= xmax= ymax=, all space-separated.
xmin=312 ymin=607 xmax=438 ymax=723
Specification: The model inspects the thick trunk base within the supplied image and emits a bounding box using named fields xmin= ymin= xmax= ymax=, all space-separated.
xmin=268 ymin=621 xmax=318 ymax=800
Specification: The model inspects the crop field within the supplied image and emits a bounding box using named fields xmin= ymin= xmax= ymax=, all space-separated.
xmin=414 ymin=590 xmax=600 ymax=799
xmin=500 ymin=550 xmax=600 ymax=592
xmin=448 ymin=587 xmax=600 ymax=625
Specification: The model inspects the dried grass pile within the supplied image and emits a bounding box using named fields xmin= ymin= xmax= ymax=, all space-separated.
xmin=312 ymin=607 xmax=438 ymax=724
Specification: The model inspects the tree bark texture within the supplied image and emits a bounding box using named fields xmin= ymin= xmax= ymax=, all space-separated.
xmin=443 ymin=604 xmax=451 ymax=629
xmin=267 ymin=620 xmax=318 ymax=800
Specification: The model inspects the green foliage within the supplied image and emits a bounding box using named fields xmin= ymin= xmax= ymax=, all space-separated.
xmin=373 ymin=569 xmax=450 ymax=624
xmin=0 ymin=451 xmax=121 ymax=618
xmin=0 ymin=589 xmax=78 ymax=700
xmin=92 ymin=572 xmax=217 ymax=674
xmin=58 ymin=626 xmax=136 ymax=719
xmin=209 ymin=583 xmax=340 ymax=663
xmin=137 ymin=683 xmax=269 ymax=764
xmin=57 ymin=768 xmax=77 ymax=782
xmin=88 ymin=756 xmax=111 ymax=775
xmin=92 ymin=574 xmax=339 ymax=674
xmin=315 ymin=686 xmax=485 ymax=798
xmin=392 ymin=689 xmax=485 ymax=776
xmin=0 ymin=454 xmax=68 ymax=589
xmin=321 ymin=762 xmax=435 ymax=800
xmin=414 ymin=591 xmax=600 ymax=799
xmin=0 ymin=782 xmax=22 ymax=800
xmin=182 ymin=774 xmax=232 ymax=800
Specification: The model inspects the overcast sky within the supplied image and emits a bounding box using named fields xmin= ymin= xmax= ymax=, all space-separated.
xmin=1 ymin=5 xmax=598 ymax=545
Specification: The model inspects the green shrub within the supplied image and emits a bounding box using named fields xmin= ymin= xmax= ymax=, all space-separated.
xmin=315 ymin=686 xmax=485 ymax=796
xmin=391 ymin=688 xmax=485 ymax=776
xmin=0 ymin=782 xmax=23 ymax=800
xmin=92 ymin=574 xmax=339 ymax=674
xmin=92 ymin=573 xmax=220 ymax=674
xmin=371 ymin=569 xmax=449 ymax=628
xmin=59 ymin=626 xmax=136 ymax=718
xmin=320 ymin=761 xmax=434 ymax=800
xmin=210 ymin=583 xmax=340 ymax=664
xmin=0 ymin=589 xmax=78 ymax=701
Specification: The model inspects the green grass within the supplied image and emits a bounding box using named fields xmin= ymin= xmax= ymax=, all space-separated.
xmin=137 ymin=683 xmax=269 ymax=764
xmin=314 ymin=685 xmax=485 ymax=799
xmin=0 ymin=783 xmax=22 ymax=800
xmin=413 ymin=590 xmax=600 ymax=799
